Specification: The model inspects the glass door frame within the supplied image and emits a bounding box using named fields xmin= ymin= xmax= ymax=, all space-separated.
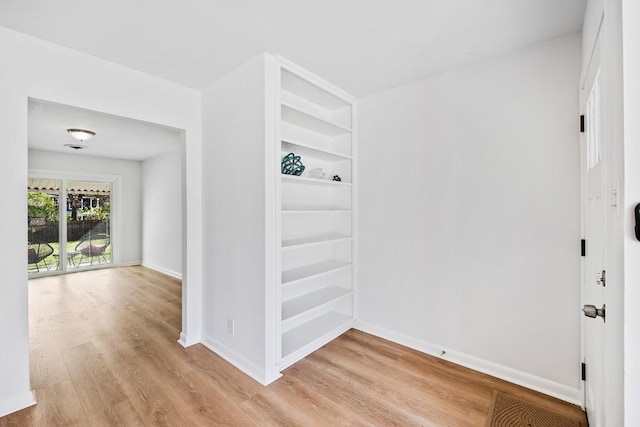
xmin=28 ymin=169 xmax=120 ymax=276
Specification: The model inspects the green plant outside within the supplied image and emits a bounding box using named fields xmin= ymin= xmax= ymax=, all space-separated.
xmin=27 ymin=192 xmax=58 ymax=221
xmin=67 ymin=202 xmax=111 ymax=221
xmin=27 ymin=192 xmax=111 ymax=222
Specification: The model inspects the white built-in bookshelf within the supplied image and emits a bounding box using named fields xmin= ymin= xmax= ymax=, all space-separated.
xmin=275 ymin=58 xmax=357 ymax=369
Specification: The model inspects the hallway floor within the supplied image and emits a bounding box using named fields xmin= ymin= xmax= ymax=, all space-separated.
xmin=1 ymin=266 xmax=586 ymax=426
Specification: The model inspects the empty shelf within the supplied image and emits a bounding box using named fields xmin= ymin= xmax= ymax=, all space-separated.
xmin=281 ymin=260 xmax=352 ymax=285
xmin=282 ymin=104 xmax=351 ymax=137
xmin=281 ymin=70 xmax=351 ymax=111
xmin=282 ymin=234 xmax=351 ymax=249
xmin=281 ymin=311 xmax=352 ymax=358
xmin=282 ymin=286 xmax=352 ymax=321
xmin=282 ymin=209 xmax=352 ymax=214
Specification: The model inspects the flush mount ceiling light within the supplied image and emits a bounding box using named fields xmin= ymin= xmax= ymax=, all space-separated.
xmin=63 ymin=143 xmax=87 ymax=150
xmin=66 ymin=128 xmax=96 ymax=142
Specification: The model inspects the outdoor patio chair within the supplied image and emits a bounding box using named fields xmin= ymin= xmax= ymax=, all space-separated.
xmin=75 ymin=233 xmax=110 ymax=266
xmin=27 ymin=242 xmax=54 ymax=272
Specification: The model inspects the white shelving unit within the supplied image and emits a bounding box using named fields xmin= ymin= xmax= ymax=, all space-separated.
xmin=275 ymin=58 xmax=357 ymax=369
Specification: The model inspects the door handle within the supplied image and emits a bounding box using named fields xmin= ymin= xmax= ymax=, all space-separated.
xmin=583 ymin=304 xmax=605 ymax=321
xmin=635 ymin=203 xmax=640 ymax=240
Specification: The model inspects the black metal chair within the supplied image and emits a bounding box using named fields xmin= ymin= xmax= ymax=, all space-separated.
xmin=75 ymin=233 xmax=110 ymax=266
xmin=27 ymin=242 xmax=54 ymax=272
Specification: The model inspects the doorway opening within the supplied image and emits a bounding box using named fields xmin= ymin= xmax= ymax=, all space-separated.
xmin=26 ymin=96 xmax=188 ymax=387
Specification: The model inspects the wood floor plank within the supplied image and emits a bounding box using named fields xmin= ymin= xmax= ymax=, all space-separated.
xmin=31 ymin=380 xmax=88 ymax=426
xmin=37 ymin=293 xmax=73 ymax=318
xmin=184 ymin=344 xmax=265 ymax=404
xmin=160 ymin=369 xmax=259 ymax=426
xmin=0 ymin=266 xmax=587 ymax=426
xmin=109 ymin=399 xmax=147 ymax=427
xmin=308 ymin=348 xmax=475 ymax=425
xmin=240 ymin=376 xmax=340 ymax=426
xmin=327 ymin=333 xmax=488 ymax=418
xmin=0 ymin=409 xmax=33 ymax=427
xmin=92 ymin=340 xmax=194 ymax=426
xmin=29 ymin=346 xmax=71 ymax=390
xmin=285 ymin=356 xmax=422 ymax=426
xmin=61 ymin=342 xmax=129 ymax=423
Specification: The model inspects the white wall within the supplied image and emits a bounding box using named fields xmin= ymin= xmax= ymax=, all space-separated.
xmin=142 ymin=148 xmax=182 ymax=278
xmin=201 ymin=54 xmax=274 ymax=383
xmin=0 ymin=26 xmax=202 ymax=417
xmin=29 ymin=149 xmax=143 ymax=265
xmin=356 ymin=35 xmax=582 ymax=402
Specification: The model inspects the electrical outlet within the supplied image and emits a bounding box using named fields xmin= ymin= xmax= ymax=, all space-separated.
xmin=227 ymin=318 xmax=235 ymax=336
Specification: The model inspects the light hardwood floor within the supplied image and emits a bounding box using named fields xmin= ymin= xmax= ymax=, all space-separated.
xmin=1 ymin=266 xmax=586 ymax=426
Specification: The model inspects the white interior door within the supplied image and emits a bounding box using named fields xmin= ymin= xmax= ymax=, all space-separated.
xmin=581 ymin=28 xmax=606 ymax=426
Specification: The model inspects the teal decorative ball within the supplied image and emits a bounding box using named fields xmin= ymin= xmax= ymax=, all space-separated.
xmin=281 ymin=153 xmax=305 ymax=176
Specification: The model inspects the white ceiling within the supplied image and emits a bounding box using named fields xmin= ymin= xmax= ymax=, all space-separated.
xmin=28 ymin=99 xmax=182 ymax=161
xmin=11 ymin=1 xmax=586 ymax=160
xmin=0 ymin=0 xmax=586 ymax=98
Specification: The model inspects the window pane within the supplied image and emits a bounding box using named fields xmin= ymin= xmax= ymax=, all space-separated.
xmin=67 ymin=180 xmax=111 ymax=269
xmin=27 ymin=178 xmax=60 ymax=273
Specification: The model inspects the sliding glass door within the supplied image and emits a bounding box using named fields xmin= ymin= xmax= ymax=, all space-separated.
xmin=27 ymin=178 xmax=60 ymax=273
xmin=66 ymin=180 xmax=112 ymax=269
xmin=27 ymin=176 xmax=113 ymax=274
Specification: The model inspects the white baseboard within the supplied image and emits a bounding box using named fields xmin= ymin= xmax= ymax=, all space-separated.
xmin=119 ymin=260 xmax=142 ymax=267
xmin=354 ymin=320 xmax=582 ymax=405
xmin=201 ymin=335 xmax=282 ymax=386
xmin=0 ymin=390 xmax=36 ymax=418
xmin=178 ymin=331 xmax=200 ymax=348
xmin=141 ymin=262 xmax=182 ymax=280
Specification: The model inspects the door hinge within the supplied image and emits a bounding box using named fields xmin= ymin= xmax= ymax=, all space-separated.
xmin=580 ymin=115 xmax=585 ymax=133
xmin=581 ymin=239 xmax=586 ymax=257
xmin=581 ymin=362 xmax=586 ymax=381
